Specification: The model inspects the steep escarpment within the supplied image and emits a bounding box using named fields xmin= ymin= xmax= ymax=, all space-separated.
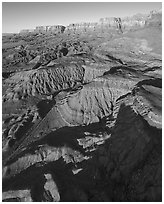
xmin=17 ymin=9 xmax=161 ymax=36
xmin=20 ymin=25 xmax=65 ymax=34
xmin=64 ymin=9 xmax=161 ymax=34
xmin=2 ymin=9 xmax=162 ymax=202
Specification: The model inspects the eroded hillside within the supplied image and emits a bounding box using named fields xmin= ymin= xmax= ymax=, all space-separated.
xmin=2 ymin=10 xmax=162 ymax=202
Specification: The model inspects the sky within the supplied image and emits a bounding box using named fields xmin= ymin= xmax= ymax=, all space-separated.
xmin=2 ymin=2 xmax=162 ymax=33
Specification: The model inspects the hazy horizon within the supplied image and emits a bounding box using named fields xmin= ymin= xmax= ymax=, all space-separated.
xmin=2 ymin=2 xmax=162 ymax=33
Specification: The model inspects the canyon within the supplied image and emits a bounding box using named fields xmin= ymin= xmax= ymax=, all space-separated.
xmin=2 ymin=9 xmax=162 ymax=202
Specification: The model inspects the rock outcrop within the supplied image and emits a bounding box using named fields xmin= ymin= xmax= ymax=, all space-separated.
xmin=3 ymin=62 xmax=84 ymax=101
xmin=65 ymin=10 xmax=161 ymax=34
xmin=19 ymin=9 xmax=161 ymax=35
xmin=3 ymin=74 xmax=162 ymax=201
xmin=35 ymin=25 xmax=65 ymax=34
xmin=20 ymin=25 xmax=65 ymax=34
xmin=2 ymin=9 xmax=162 ymax=202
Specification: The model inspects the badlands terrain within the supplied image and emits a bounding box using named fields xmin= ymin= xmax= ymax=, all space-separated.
xmin=2 ymin=10 xmax=162 ymax=201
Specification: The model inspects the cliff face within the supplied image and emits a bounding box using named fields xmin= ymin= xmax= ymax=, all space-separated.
xmin=35 ymin=25 xmax=65 ymax=34
xmin=65 ymin=22 xmax=98 ymax=33
xmin=65 ymin=13 xmax=151 ymax=33
xmin=20 ymin=25 xmax=66 ymax=34
xmin=19 ymin=10 xmax=161 ymax=35
xmin=66 ymin=11 xmax=160 ymax=33
xmin=65 ymin=16 xmax=145 ymax=34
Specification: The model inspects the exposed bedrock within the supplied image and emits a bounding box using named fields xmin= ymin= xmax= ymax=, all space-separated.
xmin=20 ymin=25 xmax=65 ymax=34
xmin=64 ymin=10 xmax=161 ymax=34
xmin=3 ymin=61 xmax=85 ymax=101
xmin=18 ymin=9 xmax=161 ymax=36
xmin=3 ymin=75 xmax=137 ymax=163
xmin=3 ymin=73 xmax=161 ymax=166
xmin=2 ymin=52 xmax=125 ymax=102
xmin=3 ymin=75 xmax=161 ymax=201
xmin=3 ymin=43 xmax=161 ymax=103
xmin=2 ymin=11 xmax=162 ymax=200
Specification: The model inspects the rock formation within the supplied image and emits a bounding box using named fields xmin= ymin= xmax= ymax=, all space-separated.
xmin=20 ymin=25 xmax=65 ymax=34
xmin=2 ymin=9 xmax=162 ymax=202
xmin=19 ymin=9 xmax=161 ymax=35
xmin=35 ymin=25 xmax=65 ymax=34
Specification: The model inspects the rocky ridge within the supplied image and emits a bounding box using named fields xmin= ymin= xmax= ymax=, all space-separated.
xmin=2 ymin=10 xmax=162 ymax=202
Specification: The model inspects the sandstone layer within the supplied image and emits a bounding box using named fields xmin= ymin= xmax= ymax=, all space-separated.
xmin=2 ymin=9 xmax=162 ymax=202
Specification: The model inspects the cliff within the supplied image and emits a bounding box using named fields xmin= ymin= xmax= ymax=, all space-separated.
xmin=65 ymin=12 xmax=155 ymax=33
xmin=35 ymin=25 xmax=65 ymax=34
xmin=20 ymin=25 xmax=66 ymax=34
xmin=19 ymin=10 xmax=161 ymax=35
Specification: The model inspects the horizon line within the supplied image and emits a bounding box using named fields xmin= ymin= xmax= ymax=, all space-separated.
xmin=3 ymin=8 xmax=161 ymax=34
